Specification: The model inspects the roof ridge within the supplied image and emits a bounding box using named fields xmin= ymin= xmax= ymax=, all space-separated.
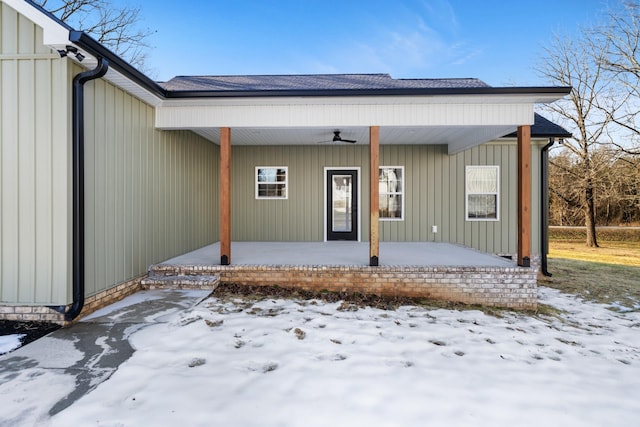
xmin=168 ymin=73 xmax=393 ymax=79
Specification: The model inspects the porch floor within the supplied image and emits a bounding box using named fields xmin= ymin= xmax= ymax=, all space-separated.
xmin=159 ymin=241 xmax=515 ymax=268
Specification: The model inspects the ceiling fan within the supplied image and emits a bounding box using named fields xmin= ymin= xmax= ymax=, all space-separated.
xmin=317 ymin=130 xmax=357 ymax=144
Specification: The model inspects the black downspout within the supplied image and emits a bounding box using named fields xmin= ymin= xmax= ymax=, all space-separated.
xmin=540 ymin=138 xmax=555 ymax=277
xmin=65 ymin=57 xmax=109 ymax=321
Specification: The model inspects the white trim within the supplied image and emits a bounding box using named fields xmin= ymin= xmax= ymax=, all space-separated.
xmin=156 ymin=102 xmax=534 ymax=129
xmin=379 ymin=166 xmax=405 ymax=221
xmin=465 ymin=165 xmax=500 ymax=221
xmin=323 ymin=167 xmax=361 ymax=242
xmin=4 ymin=0 xmax=70 ymax=46
xmin=255 ymin=166 xmax=288 ymax=199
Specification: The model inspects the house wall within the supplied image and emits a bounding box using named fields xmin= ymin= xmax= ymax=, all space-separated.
xmin=230 ymin=141 xmax=544 ymax=256
xmin=0 ymin=0 xmax=219 ymax=309
xmin=232 ymin=145 xmax=370 ymax=241
xmin=80 ymin=63 xmax=219 ymax=298
xmin=0 ymin=3 xmax=71 ymax=305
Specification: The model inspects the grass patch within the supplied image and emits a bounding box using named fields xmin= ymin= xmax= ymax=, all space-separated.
xmin=549 ymin=240 xmax=640 ymax=267
xmin=539 ymin=258 xmax=640 ymax=310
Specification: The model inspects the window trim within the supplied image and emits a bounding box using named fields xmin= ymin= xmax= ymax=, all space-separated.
xmin=255 ymin=166 xmax=288 ymax=200
xmin=379 ymin=166 xmax=405 ymax=221
xmin=465 ymin=165 xmax=500 ymax=221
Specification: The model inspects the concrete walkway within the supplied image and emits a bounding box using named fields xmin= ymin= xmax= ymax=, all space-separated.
xmin=0 ymin=289 xmax=210 ymax=426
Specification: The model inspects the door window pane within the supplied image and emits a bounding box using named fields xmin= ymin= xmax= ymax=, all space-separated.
xmin=332 ymin=175 xmax=352 ymax=232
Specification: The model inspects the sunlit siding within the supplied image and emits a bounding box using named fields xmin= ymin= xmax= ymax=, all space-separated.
xmin=229 ymin=142 xmax=543 ymax=256
xmin=81 ymin=65 xmax=218 ymax=297
xmin=0 ymin=3 xmax=71 ymax=305
xmin=231 ymin=145 xmax=370 ymax=241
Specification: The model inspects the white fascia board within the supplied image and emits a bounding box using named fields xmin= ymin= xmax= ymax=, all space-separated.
xmin=4 ymin=0 xmax=69 ymax=47
xmin=4 ymin=1 xmax=162 ymax=107
xmin=156 ymin=100 xmax=535 ymax=129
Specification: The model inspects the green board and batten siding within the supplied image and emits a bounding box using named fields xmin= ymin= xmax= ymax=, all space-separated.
xmin=1 ymin=3 xmax=71 ymax=305
xmin=79 ymin=62 xmax=219 ymax=299
xmin=230 ymin=142 xmax=543 ymax=257
xmin=1 ymin=2 xmax=219 ymax=305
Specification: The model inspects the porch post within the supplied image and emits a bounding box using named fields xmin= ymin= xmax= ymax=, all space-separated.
xmin=517 ymin=125 xmax=531 ymax=267
xmin=369 ymin=126 xmax=380 ymax=266
xmin=220 ymin=127 xmax=231 ymax=265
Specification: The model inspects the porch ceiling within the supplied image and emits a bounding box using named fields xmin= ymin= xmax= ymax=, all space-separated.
xmin=191 ymin=125 xmax=517 ymax=154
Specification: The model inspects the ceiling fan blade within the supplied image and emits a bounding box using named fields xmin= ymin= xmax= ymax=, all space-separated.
xmin=341 ymin=138 xmax=357 ymax=143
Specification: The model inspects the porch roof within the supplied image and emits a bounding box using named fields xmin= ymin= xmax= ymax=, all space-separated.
xmin=159 ymin=242 xmax=516 ymax=268
xmin=20 ymin=0 xmax=571 ymax=153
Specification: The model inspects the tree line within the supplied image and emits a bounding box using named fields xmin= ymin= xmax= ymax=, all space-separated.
xmin=549 ymin=150 xmax=640 ymax=227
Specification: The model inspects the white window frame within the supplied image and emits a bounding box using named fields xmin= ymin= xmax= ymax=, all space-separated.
xmin=465 ymin=165 xmax=500 ymax=221
xmin=255 ymin=166 xmax=288 ymax=200
xmin=379 ymin=166 xmax=405 ymax=221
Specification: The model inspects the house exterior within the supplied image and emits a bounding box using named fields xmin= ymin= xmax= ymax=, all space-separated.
xmin=0 ymin=0 xmax=570 ymax=323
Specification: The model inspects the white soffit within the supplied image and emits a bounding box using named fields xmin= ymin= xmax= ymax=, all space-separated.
xmin=190 ymin=125 xmax=520 ymax=150
xmin=77 ymin=56 xmax=163 ymax=106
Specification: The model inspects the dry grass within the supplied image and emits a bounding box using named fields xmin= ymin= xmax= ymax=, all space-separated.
xmin=549 ymin=240 xmax=640 ymax=267
xmin=543 ymin=238 xmax=640 ymax=309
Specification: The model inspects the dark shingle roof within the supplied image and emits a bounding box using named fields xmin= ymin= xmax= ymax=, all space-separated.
xmin=505 ymin=113 xmax=572 ymax=138
xmin=160 ymin=74 xmax=491 ymax=91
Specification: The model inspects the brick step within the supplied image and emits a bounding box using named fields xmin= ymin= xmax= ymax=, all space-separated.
xmin=141 ymin=274 xmax=220 ymax=290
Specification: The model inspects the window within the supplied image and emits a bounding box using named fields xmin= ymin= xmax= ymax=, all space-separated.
xmin=256 ymin=167 xmax=288 ymax=199
xmin=379 ymin=166 xmax=404 ymax=220
xmin=466 ymin=165 xmax=499 ymax=220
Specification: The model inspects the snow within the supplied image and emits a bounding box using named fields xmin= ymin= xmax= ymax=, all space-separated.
xmin=0 ymin=334 xmax=24 ymax=355
xmin=41 ymin=286 xmax=640 ymax=427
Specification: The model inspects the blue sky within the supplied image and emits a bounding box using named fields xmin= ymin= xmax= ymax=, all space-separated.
xmin=132 ymin=0 xmax=608 ymax=86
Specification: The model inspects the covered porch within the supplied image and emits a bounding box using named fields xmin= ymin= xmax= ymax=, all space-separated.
xmin=145 ymin=242 xmax=537 ymax=309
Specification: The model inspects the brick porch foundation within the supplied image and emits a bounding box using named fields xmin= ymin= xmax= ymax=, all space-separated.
xmin=149 ymin=263 xmax=538 ymax=310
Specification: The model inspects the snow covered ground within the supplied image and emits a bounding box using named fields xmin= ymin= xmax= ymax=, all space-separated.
xmin=0 ymin=334 xmax=24 ymax=355
xmin=39 ymin=286 xmax=638 ymax=427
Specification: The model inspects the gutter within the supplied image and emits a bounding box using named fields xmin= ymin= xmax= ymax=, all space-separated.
xmin=540 ymin=138 xmax=555 ymax=277
xmin=162 ymin=86 xmax=572 ymax=99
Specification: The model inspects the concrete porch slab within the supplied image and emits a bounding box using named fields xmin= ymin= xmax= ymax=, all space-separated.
xmin=159 ymin=241 xmax=516 ymax=268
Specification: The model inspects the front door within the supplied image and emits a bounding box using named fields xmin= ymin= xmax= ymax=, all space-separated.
xmin=327 ymin=169 xmax=358 ymax=241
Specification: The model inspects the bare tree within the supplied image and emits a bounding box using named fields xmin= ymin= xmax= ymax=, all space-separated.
xmin=599 ymin=1 xmax=640 ymax=155
xmin=34 ymin=0 xmax=153 ymax=69
xmin=537 ymin=31 xmax=622 ymax=247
